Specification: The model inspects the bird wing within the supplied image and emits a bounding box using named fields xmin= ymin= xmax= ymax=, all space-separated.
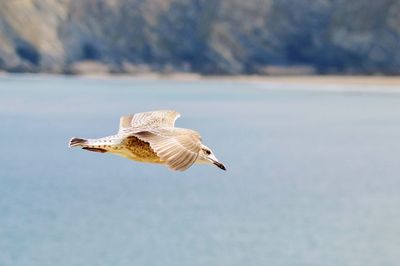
xmin=134 ymin=128 xmax=202 ymax=171
xmin=118 ymin=110 xmax=181 ymax=134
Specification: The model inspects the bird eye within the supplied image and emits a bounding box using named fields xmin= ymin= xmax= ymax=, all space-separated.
xmin=205 ymin=150 xmax=211 ymax=155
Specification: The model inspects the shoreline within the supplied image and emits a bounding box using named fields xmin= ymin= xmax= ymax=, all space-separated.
xmin=1 ymin=72 xmax=399 ymax=87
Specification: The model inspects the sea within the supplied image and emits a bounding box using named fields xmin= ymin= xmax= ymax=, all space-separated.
xmin=1 ymin=75 xmax=400 ymax=266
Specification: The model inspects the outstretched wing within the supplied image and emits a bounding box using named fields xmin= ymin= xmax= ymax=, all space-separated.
xmin=134 ymin=128 xmax=202 ymax=171
xmin=118 ymin=110 xmax=181 ymax=134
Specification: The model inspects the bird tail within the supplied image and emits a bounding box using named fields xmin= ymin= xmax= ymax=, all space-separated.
xmin=69 ymin=137 xmax=88 ymax=147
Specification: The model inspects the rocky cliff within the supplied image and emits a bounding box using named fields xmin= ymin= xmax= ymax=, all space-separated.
xmin=0 ymin=0 xmax=399 ymax=75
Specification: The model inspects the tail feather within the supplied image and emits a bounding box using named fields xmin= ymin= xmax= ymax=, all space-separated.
xmin=69 ymin=137 xmax=88 ymax=147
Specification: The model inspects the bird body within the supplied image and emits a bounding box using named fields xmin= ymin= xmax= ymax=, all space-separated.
xmin=69 ymin=110 xmax=225 ymax=171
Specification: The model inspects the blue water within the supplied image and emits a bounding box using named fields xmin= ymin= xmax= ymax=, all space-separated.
xmin=1 ymin=75 xmax=400 ymax=266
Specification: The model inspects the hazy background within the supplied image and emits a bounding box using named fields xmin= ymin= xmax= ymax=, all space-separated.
xmin=0 ymin=0 xmax=399 ymax=75
xmin=1 ymin=1 xmax=400 ymax=266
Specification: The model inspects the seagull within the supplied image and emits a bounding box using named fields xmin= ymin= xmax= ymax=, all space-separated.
xmin=69 ymin=110 xmax=226 ymax=171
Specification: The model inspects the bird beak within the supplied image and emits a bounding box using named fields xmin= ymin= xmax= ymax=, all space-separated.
xmin=213 ymin=160 xmax=226 ymax=171
xmin=207 ymin=154 xmax=226 ymax=171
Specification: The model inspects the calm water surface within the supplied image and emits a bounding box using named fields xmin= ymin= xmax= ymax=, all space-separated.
xmin=1 ymin=75 xmax=400 ymax=266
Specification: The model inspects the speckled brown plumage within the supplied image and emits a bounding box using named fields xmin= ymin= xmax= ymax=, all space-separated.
xmin=118 ymin=136 xmax=162 ymax=163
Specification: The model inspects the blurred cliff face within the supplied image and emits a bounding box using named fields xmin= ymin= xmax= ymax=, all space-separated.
xmin=0 ymin=0 xmax=399 ymax=75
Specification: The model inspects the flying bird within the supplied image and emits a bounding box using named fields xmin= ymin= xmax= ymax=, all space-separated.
xmin=69 ymin=110 xmax=226 ymax=171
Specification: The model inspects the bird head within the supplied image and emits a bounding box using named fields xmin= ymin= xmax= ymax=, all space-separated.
xmin=197 ymin=144 xmax=226 ymax=171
